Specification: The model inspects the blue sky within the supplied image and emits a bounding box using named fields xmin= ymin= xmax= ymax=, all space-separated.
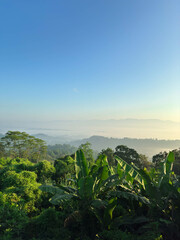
xmin=0 ymin=0 xmax=180 ymax=123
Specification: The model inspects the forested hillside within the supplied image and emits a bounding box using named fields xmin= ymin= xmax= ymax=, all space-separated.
xmin=71 ymin=135 xmax=180 ymax=158
xmin=0 ymin=131 xmax=180 ymax=240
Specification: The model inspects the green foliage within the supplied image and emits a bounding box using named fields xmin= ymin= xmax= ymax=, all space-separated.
xmin=0 ymin=158 xmax=46 ymax=216
xmin=23 ymin=208 xmax=71 ymax=240
xmin=53 ymin=155 xmax=75 ymax=184
xmin=33 ymin=160 xmax=55 ymax=183
xmin=0 ymin=140 xmax=180 ymax=240
xmin=0 ymin=192 xmax=28 ymax=239
xmin=115 ymin=155 xmax=144 ymax=187
xmin=75 ymin=150 xmax=89 ymax=178
xmin=1 ymin=170 xmax=41 ymax=214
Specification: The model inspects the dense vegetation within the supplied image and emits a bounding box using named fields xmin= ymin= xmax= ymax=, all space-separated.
xmin=47 ymin=144 xmax=77 ymax=160
xmin=0 ymin=131 xmax=180 ymax=240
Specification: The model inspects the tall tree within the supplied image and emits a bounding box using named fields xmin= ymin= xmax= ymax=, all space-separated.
xmin=139 ymin=154 xmax=152 ymax=170
xmin=53 ymin=155 xmax=75 ymax=184
xmin=0 ymin=131 xmax=47 ymax=162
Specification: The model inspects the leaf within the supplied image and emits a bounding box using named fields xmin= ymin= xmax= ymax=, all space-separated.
xmin=50 ymin=193 xmax=73 ymax=205
xmin=103 ymin=174 xmax=120 ymax=188
xmin=110 ymin=190 xmax=150 ymax=205
xmin=115 ymin=156 xmax=144 ymax=187
xmin=93 ymin=166 xmax=110 ymax=195
xmin=138 ymin=168 xmax=158 ymax=199
xmin=97 ymin=165 xmax=109 ymax=182
xmin=103 ymin=197 xmax=117 ymax=229
xmin=75 ymin=150 xmax=89 ymax=179
xmin=78 ymin=176 xmax=94 ymax=199
xmin=158 ymin=152 xmax=175 ymax=187
xmin=165 ymin=152 xmax=174 ymax=176
xmin=96 ymin=155 xmax=108 ymax=168
xmin=99 ymin=174 xmax=121 ymax=196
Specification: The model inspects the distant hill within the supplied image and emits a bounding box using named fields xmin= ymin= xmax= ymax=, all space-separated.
xmin=32 ymin=133 xmax=71 ymax=145
xmin=70 ymin=136 xmax=180 ymax=159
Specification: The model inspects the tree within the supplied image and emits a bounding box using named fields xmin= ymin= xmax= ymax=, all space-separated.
xmin=1 ymin=169 xmax=42 ymax=214
xmin=0 ymin=131 xmax=47 ymax=162
xmin=34 ymin=160 xmax=55 ymax=183
xmin=114 ymin=145 xmax=141 ymax=168
xmin=53 ymin=155 xmax=75 ymax=184
xmin=139 ymin=154 xmax=152 ymax=170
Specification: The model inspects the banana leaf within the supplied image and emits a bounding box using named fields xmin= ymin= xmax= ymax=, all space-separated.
xmin=103 ymin=197 xmax=117 ymax=229
xmin=115 ymin=155 xmax=145 ymax=188
xmin=77 ymin=176 xmax=94 ymax=199
xmin=158 ymin=152 xmax=175 ymax=187
xmin=75 ymin=150 xmax=89 ymax=179
xmin=110 ymin=190 xmax=150 ymax=205
xmin=50 ymin=193 xmax=74 ymax=205
xmin=39 ymin=185 xmax=64 ymax=195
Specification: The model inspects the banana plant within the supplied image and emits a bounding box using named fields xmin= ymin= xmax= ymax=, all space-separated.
xmin=115 ymin=152 xmax=180 ymax=240
xmin=115 ymin=152 xmax=176 ymax=201
xmin=40 ymin=150 xmax=121 ymax=238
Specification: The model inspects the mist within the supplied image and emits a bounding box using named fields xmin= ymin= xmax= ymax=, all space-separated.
xmin=1 ymin=118 xmax=180 ymax=140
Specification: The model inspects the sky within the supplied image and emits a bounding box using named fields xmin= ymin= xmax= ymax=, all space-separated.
xmin=0 ymin=0 xmax=180 ymax=137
